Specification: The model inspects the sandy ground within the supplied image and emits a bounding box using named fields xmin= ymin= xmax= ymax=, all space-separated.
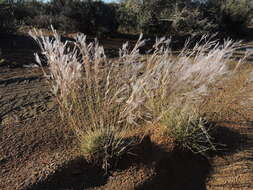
xmin=0 ymin=33 xmax=253 ymax=190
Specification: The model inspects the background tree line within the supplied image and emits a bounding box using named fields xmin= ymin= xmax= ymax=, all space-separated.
xmin=0 ymin=0 xmax=253 ymax=37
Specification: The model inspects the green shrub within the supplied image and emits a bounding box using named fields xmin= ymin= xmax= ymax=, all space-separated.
xmin=13 ymin=3 xmax=36 ymax=21
xmin=222 ymin=0 xmax=253 ymax=31
xmin=170 ymin=8 xmax=218 ymax=36
xmin=204 ymin=0 xmax=253 ymax=34
xmin=92 ymin=2 xmax=118 ymax=35
xmin=26 ymin=14 xmax=78 ymax=31
xmin=0 ymin=0 xmax=118 ymax=35
xmin=50 ymin=0 xmax=118 ymax=35
xmin=10 ymin=1 xmax=46 ymax=27
xmin=119 ymin=0 xmax=253 ymax=36
xmin=116 ymin=6 xmax=139 ymax=33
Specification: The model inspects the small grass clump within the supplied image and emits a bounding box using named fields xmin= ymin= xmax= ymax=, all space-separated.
xmin=80 ymin=127 xmax=135 ymax=170
xmin=30 ymin=28 xmax=253 ymax=167
xmin=161 ymin=107 xmax=215 ymax=154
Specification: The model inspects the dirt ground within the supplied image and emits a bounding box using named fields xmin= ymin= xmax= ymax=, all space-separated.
xmin=0 ymin=32 xmax=253 ymax=190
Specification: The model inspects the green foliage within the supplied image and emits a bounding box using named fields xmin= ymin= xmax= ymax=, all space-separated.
xmin=116 ymin=5 xmax=139 ymax=33
xmin=48 ymin=0 xmax=118 ymax=34
xmin=204 ymin=0 xmax=253 ymax=34
xmin=93 ymin=2 xmax=118 ymax=35
xmin=170 ymin=7 xmax=218 ymax=36
xmin=0 ymin=0 xmax=118 ymax=35
xmin=52 ymin=0 xmax=94 ymax=32
xmin=222 ymin=0 xmax=253 ymax=30
xmin=118 ymin=0 xmax=253 ymax=36
xmin=26 ymin=14 xmax=78 ymax=31
xmin=80 ymin=128 xmax=134 ymax=170
xmin=1 ymin=0 xmax=252 ymax=37
xmin=116 ymin=0 xmax=160 ymax=34
xmin=161 ymin=107 xmax=215 ymax=154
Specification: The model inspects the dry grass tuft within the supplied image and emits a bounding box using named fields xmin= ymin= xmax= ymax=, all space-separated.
xmin=30 ymin=28 xmax=253 ymax=164
xmin=30 ymin=28 xmax=146 ymax=169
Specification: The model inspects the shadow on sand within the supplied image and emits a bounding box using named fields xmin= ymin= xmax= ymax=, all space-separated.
xmin=25 ymin=124 xmax=247 ymax=190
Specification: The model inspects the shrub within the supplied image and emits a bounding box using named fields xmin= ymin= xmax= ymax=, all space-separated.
xmin=13 ymin=3 xmax=36 ymax=21
xmin=222 ymin=0 xmax=253 ymax=32
xmin=116 ymin=5 xmax=139 ymax=33
xmin=92 ymin=2 xmax=118 ymax=36
xmin=118 ymin=0 xmax=169 ymax=34
xmin=170 ymin=7 xmax=218 ymax=36
xmin=0 ymin=0 xmax=118 ymax=35
xmin=50 ymin=0 xmax=118 ymax=35
xmin=10 ymin=1 xmax=47 ymax=27
xmin=58 ymin=0 xmax=94 ymax=33
xmin=0 ymin=1 xmax=50 ymax=33
xmin=0 ymin=4 xmax=17 ymax=33
xmin=26 ymin=14 xmax=78 ymax=31
xmin=119 ymin=0 xmax=253 ymax=36
xmin=204 ymin=0 xmax=253 ymax=34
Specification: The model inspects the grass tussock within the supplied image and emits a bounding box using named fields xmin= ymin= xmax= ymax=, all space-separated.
xmin=30 ymin=28 xmax=253 ymax=167
xmin=160 ymin=106 xmax=215 ymax=154
xmin=30 ymin=28 xmax=145 ymax=170
xmin=80 ymin=127 xmax=136 ymax=170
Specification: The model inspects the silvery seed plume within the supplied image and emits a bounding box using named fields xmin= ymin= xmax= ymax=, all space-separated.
xmin=126 ymin=36 xmax=251 ymax=122
xmin=29 ymin=27 xmax=82 ymax=98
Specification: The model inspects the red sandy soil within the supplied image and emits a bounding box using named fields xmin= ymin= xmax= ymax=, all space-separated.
xmin=0 ymin=33 xmax=253 ymax=190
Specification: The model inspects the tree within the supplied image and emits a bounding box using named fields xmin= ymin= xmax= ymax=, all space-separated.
xmin=203 ymin=0 xmax=253 ymax=33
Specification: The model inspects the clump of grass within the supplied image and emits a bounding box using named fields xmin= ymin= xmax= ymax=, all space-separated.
xmin=30 ymin=28 xmax=145 ymax=169
xmin=30 ymin=28 xmax=253 ymax=163
xmin=161 ymin=106 xmax=215 ymax=154
xmin=128 ymin=35 xmax=252 ymax=153
xmin=80 ymin=127 xmax=135 ymax=171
